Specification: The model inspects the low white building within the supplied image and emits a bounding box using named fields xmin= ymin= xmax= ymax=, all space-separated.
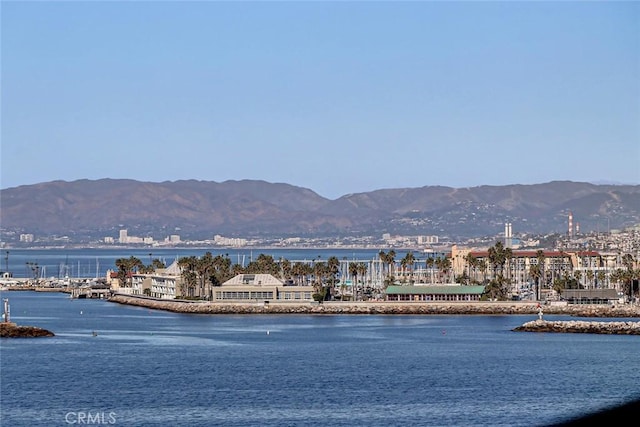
xmin=213 ymin=274 xmax=314 ymax=301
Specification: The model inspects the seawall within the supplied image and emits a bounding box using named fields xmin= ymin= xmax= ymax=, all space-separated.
xmin=108 ymin=294 xmax=640 ymax=317
xmin=513 ymin=319 xmax=640 ymax=335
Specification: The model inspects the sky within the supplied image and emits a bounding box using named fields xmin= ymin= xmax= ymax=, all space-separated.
xmin=1 ymin=0 xmax=639 ymax=200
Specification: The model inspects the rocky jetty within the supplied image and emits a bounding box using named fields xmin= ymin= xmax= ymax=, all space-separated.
xmin=513 ymin=319 xmax=640 ymax=335
xmin=0 ymin=322 xmax=55 ymax=338
xmin=108 ymin=294 xmax=640 ymax=317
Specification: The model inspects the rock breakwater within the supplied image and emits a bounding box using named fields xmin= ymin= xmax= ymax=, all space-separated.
xmin=513 ymin=319 xmax=640 ymax=335
xmin=108 ymin=294 xmax=640 ymax=317
xmin=0 ymin=322 xmax=55 ymax=338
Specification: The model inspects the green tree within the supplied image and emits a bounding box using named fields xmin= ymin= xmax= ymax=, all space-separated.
xmin=244 ymin=254 xmax=280 ymax=275
xmin=573 ymin=270 xmax=582 ymax=288
xmin=478 ymin=259 xmax=488 ymax=284
xmin=596 ymin=270 xmax=606 ymax=288
xmin=401 ymin=252 xmax=416 ymax=284
xmin=326 ymin=256 xmax=340 ymax=300
xmin=465 ymin=253 xmax=479 ymax=284
xmin=349 ymin=261 xmax=360 ymax=301
xmin=621 ymin=254 xmax=636 ymax=299
xmin=586 ymin=270 xmax=595 ymax=290
xmin=114 ymin=256 xmax=143 ymax=289
xmin=379 ymin=250 xmax=397 ymax=285
xmin=177 ymin=256 xmax=198 ymax=298
xmin=426 ymin=257 xmax=436 ymax=284
xmin=535 ymin=250 xmax=546 ymax=300
xmin=435 ymin=257 xmax=451 ymax=284
xmin=486 ymin=241 xmax=511 ymax=300
xmin=357 ymin=262 xmax=368 ymax=299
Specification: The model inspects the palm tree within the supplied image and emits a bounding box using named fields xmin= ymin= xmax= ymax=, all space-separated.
xmin=349 ymin=262 xmax=360 ymax=300
xmin=245 ymin=254 xmax=279 ymax=275
xmin=536 ymin=250 xmax=546 ymax=300
xmin=435 ymin=257 xmax=451 ymax=283
xmin=465 ymin=254 xmax=478 ymax=284
xmin=212 ymin=254 xmax=233 ymax=285
xmin=115 ymin=256 xmax=143 ymax=290
xmin=586 ymin=270 xmax=595 ymax=290
xmin=488 ymin=241 xmax=507 ymax=277
xmin=610 ymin=268 xmax=624 ymax=294
xmin=596 ymin=270 xmax=606 ymax=289
xmin=379 ymin=250 xmax=396 ymax=286
xmin=291 ymin=262 xmax=307 ymax=286
xmin=621 ymin=254 xmax=636 ymax=299
xmin=529 ymin=264 xmax=542 ymax=300
xmin=279 ymin=258 xmax=292 ymax=282
xmin=426 ymin=257 xmax=435 ymax=284
xmin=388 ymin=250 xmax=396 ymax=279
xmin=573 ymin=270 xmax=582 ymax=288
xmin=478 ymin=259 xmax=488 ymax=284
xmin=231 ymin=263 xmax=245 ymax=277
xmin=504 ymin=247 xmax=513 ymax=282
xmin=357 ymin=262 xmax=368 ymax=298
xmin=312 ymin=261 xmax=329 ymax=301
xmin=326 ymin=256 xmax=340 ymax=300
xmin=195 ymin=252 xmax=216 ymax=299
xmin=401 ymin=252 xmax=416 ymax=284
xmin=177 ymin=256 xmax=198 ymax=298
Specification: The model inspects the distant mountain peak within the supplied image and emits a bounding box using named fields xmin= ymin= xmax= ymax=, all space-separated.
xmin=1 ymin=179 xmax=639 ymax=241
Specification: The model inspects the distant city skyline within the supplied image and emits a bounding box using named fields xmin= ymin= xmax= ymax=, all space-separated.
xmin=2 ymin=1 xmax=639 ymax=199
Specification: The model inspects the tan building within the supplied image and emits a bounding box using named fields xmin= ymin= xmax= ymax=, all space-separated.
xmin=214 ymin=273 xmax=315 ymax=301
xmin=111 ymin=259 xmax=183 ymax=299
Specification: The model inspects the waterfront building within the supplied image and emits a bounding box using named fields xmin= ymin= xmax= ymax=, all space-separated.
xmin=385 ymin=285 xmax=486 ymax=302
xmin=560 ymin=289 xmax=622 ymax=305
xmin=214 ymin=273 xmax=314 ymax=301
xmin=110 ymin=259 xmax=182 ymax=299
xmin=451 ymin=246 xmax=608 ymax=290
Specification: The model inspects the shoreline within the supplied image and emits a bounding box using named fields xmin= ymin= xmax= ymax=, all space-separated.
xmin=107 ymin=294 xmax=640 ymax=317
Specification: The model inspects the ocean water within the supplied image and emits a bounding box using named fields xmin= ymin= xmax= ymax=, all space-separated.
xmin=1 ymin=291 xmax=639 ymax=427
xmin=3 ymin=248 xmax=427 ymax=279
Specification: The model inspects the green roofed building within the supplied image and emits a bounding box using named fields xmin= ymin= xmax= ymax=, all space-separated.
xmin=385 ymin=285 xmax=486 ymax=302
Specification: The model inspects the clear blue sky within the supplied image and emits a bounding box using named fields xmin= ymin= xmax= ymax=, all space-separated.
xmin=2 ymin=0 xmax=639 ymax=199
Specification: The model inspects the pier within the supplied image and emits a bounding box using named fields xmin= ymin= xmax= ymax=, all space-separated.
xmin=69 ymin=287 xmax=111 ymax=299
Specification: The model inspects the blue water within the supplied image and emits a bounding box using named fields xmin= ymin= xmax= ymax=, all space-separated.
xmin=1 ymin=291 xmax=639 ymax=426
xmin=4 ymin=248 xmax=429 ymax=279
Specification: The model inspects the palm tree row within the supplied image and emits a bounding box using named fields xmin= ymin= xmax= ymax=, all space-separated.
xmin=115 ymin=246 xmax=640 ymax=302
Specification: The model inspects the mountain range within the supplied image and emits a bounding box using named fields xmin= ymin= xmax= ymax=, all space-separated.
xmin=1 ymin=179 xmax=639 ymax=242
